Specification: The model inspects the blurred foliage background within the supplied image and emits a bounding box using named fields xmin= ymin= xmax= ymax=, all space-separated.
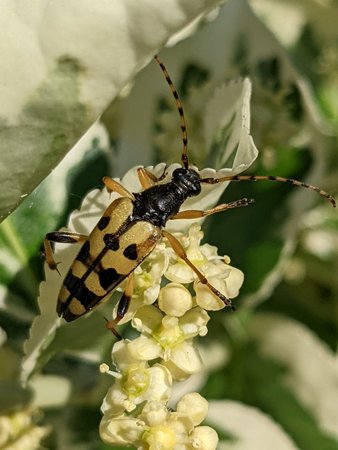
xmin=0 ymin=0 xmax=337 ymax=449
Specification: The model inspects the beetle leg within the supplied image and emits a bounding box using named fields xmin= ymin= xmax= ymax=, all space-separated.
xmin=171 ymin=198 xmax=254 ymax=220
xmin=102 ymin=176 xmax=135 ymax=199
xmin=44 ymin=232 xmax=88 ymax=273
xmin=137 ymin=165 xmax=169 ymax=189
xmin=137 ymin=167 xmax=156 ymax=189
xmin=157 ymin=164 xmax=169 ymax=181
xmin=105 ymin=273 xmax=134 ymax=338
xmin=162 ymin=230 xmax=234 ymax=310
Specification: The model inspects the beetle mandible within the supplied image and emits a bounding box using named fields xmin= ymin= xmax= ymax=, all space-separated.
xmin=44 ymin=55 xmax=336 ymax=336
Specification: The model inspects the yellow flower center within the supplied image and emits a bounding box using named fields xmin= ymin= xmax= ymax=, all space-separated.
xmin=143 ymin=425 xmax=177 ymax=450
xmin=138 ymin=271 xmax=153 ymax=289
xmin=153 ymin=317 xmax=183 ymax=349
xmin=122 ymin=365 xmax=149 ymax=397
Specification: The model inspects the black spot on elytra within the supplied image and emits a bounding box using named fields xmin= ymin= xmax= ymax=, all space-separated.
xmin=123 ymin=243 xmax=138 ymax=260
xmin=58 ymin=269 xmax=100 ymax=317
xmin=76 ymin=240 xmax=90 ymax=263
xmin=62 ymin=309 xmax=82 ymax=322
xmin=59 ymin=262 xmax=127 ymax=320
xmin=98 ymin=216 xmax=110 ymax=230
xmin=99 ymin=267 xmax=120 ymax=290
xmin=104 ymin=233 xmax=120 ymax=251
xmin=63 ymin=270 xmax=81 ymax=292
xmin=59 ymin=282 xmax=99 ymax=320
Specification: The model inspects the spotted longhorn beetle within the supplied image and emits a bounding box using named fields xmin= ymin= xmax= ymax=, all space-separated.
xmin=44 ymin=55 xmax=336 ymax=336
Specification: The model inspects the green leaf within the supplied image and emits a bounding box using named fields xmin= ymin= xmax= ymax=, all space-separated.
xmin=203 ymin=339 xmax=338 ymax=450
xmin=0 ymin=0 xmax=224 ymax=221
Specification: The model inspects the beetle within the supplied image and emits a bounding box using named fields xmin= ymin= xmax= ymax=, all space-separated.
xmin=44 ymin=55 xmax=336 ymax=335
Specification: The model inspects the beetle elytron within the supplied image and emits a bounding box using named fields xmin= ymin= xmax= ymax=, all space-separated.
xmin=44 ymin=55 xmax=336 ymax=335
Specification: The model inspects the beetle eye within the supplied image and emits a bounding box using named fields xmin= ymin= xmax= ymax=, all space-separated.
xmin=173 ymin=168 xmax=185 ymax=178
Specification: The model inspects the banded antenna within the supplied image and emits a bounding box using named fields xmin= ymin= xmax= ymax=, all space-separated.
xmin=200 ymin=174 xmax=336 ymax=207
xmin=155 ymin=55 xmax=189 ymax=169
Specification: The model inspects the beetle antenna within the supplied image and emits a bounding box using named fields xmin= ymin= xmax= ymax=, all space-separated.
xmin=200 ymin=174 xmax=336 ymax=207
xmin=155 ymin=55 xmax=189 ymax=169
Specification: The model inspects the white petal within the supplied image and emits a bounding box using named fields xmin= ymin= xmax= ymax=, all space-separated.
xmin=140 ymin=401 xmax=168 ymax=427
xmin=177 ymin=393 xmax=209 ymax=425
xmin=132 ymin=305 xmax=163 ymax=334
xmin=190 ymin=426 xmax=219 ymax=450
xmin=101 ymin=384 xmax=126 ymax=417
xmin=158 ymin=283 xmax=193 ymax=317
xmin=143 ymin=284 xmax=161 ymax=305
xmin=127 ymin=336 xmax=162 ymax=361
xmin=200 ymin=243 xmax=220 ymax=259
xmin=112 ymin=339 xmax=140 ymax=370
xmin=194 ymin=279 xmax=226 ymax=311
xmin=170 ymin=341 xmax=203 ymax=376
xmin=146 ymin=364 xmax=173 ymax=402
xmin=100 ymin=414 xmax=144 ymax=446
xmin=165 ymin=261 xmax=196 ymax=284
xmin=224 ymin=266 xmax=244 ymax=298
xmin=167 ymin=411 xmax=195 ymax=436
xmin=163 ymin=360 xmax=193 ymax=382
xmin=179 ymin=307 xmax=210 ymax=337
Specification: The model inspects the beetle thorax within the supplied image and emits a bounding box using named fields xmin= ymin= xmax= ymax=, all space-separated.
xmin=132 ymin=167 xmax=201 ymax=227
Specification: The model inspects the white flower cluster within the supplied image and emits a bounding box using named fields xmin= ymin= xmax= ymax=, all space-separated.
xmin=0 ymin=328 xmax=49 ymax=450
xmin=0 ymin=408 xmax=49 ymax=450
xmin=100 ymin=223 xmax=244 ymax=449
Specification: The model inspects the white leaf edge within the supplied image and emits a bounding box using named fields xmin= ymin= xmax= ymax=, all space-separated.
xmin=204 ymin=77 xmax=258 ymax=171
xmin=20 ymin=122 xmax=111 ymax=385
xmin=249 ymin=312 xmax=338 ymax=441
xmin=250 ymin=0 xmax=305 ymax=47
xmin=208 ymin=400 xmax=299 ymax=450
xmin=29 ymin=374 xmax=71 ymax=409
